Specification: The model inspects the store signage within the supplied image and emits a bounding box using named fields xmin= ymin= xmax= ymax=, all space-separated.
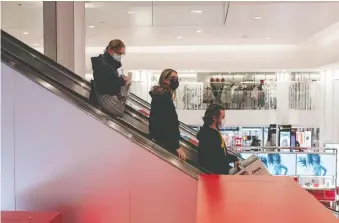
xmin=221 ymin=127 xmax=240 ymax=131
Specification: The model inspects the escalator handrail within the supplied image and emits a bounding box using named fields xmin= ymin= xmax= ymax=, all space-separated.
xmin=129 ymin=93 xmax=198 ymax=136
xmin=2 ymin=30 xmax=197 ymax=142
xmin=1 ymin=36 xmax=207 ymax=179
xmin=1 ymin=29 xmax=242 ymax=162
xmin=1 ymin=30 xmax=91 ymax=91
xmin=326 ymin=206 xmax=339 ymax=217
xmin=124 ymin=104 xmax=199 ymax=153
xmin=2 ymin=30 xmax=198 ymax=138
xmin=124 ymin=103 xmax=244 ymax=161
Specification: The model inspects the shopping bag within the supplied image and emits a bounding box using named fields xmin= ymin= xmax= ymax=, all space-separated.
xmin=230 ymin=155 xmax=270 ymax=175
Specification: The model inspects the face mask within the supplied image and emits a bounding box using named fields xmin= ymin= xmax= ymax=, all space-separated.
xmin=112 ymin=54 xmax=122 ymax=62
xmin=169 ymin=78 xmax=179 ymax=90
xmin=218 ymin=118 xmax=225 ymax=129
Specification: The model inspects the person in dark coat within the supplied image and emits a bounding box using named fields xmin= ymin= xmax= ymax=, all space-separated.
xmin=90 ymin=39 xmax=130 ymax=117
xmin=197 ymin=104 xmax=240 ymax=174
xmin=149 ymin=69 xmax=187 ymax=160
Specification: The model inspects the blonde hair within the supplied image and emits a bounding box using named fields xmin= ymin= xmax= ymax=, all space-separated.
xmin=153 ymin=68 xmax=177 ymax=99
xmin=106 ymin=39 xmax=125 ymax=52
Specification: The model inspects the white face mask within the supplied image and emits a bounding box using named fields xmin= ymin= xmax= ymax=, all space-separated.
xmin=218 ymin=118 xmax=225 ymax=129
xmin=112 ymin=54 xmax=122 ymax=62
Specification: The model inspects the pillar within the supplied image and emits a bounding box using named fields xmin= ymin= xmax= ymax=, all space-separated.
xmin=275 ymin=71 xmax=291 ymax=124
xmin=43 ymin=1 xmax=86 ymax=77
xmin=319 ymin=70 xmax=339 ymax=145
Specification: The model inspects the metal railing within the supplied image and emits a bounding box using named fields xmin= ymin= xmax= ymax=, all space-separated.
xmin=130 ymin=81 xmax=321 ymax=111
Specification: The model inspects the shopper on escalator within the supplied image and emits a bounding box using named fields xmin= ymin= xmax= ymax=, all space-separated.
xmin=149 ymin=69 xmax=187 ymax=160
xmin=197 ymin=104 xmax=240 ymax=174
xmin=90 ymin=39 xmax=131 ymax=117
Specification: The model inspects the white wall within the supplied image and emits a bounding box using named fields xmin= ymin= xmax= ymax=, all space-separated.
xmin=1 ymin=64 xmax=198 ymax=223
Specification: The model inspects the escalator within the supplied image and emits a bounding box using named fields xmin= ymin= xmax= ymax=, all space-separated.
xmin=1 ymin=30 xmax=242 ymax=167
xmin=1 ymin=30 xmax=208 ymax=176
xmin=2 ymin=31 xmax=338 ymax=222
xmin=128 ymin=93 xmax=198 ymax=145
xmin=326 ymin=207 xmax=339 ymax=218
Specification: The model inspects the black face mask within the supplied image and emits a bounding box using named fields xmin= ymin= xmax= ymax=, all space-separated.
xmin=170 ymin=78 xmax=179 ymax=90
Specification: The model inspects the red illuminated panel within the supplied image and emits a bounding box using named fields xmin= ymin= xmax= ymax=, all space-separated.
xmin=307 ymin=189 xmax=336 ymax=201
xmin=138 ymin=109 xmax=149 ymax=117
xmin=1 ymin=211 xmax=61 ymax=223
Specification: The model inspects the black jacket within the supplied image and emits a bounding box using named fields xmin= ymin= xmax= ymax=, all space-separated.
xmin=197 ymin=126 xmax=238 ymax=174
xmin=91 ymin=52 xmax=125 ymax=96
xmin=149 ymin=89 xmax=180 ymax=154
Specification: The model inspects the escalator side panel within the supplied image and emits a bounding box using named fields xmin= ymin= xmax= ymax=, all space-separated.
xmin=1 ymin=64 xmax=198 ymax=223
xmin=1 ymin=63 xmax=16 ymax=210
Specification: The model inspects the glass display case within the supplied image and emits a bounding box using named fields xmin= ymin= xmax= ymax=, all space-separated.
xmin=235 ymin=148 xmax=337 ymax=205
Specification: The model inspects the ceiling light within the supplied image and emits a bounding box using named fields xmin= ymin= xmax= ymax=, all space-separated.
xmin=196 ymin=30 xmax=202 ymax=33
xmin=23 ymin=32 xmax=28 ymax=35
xmin=33 ymin=43 xmax=39 ymax=46
xmin=128 ymin=11 xmax=134 ymax=14
xmin=266 ymin=37 xmax=271 ymax=40
xmin=177 ymin=36 xmax=182 ymax=39
xmin=88 ymin=25 xmax=95 ymax=28
xmin=191 ymin=10 xmax=202 ymax=14
xmin=254 ymin=16 xmax=262 ymax=20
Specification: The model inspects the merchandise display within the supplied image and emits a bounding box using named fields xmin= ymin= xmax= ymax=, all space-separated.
xmin=299 ymin=176 xmax=336 ymax=189
xmin=296 ymin=128 xmax=312 ymax=147
xmin=280 ymin=132 xmax=291 ymax=147
xmin=220 ymin=127 xmax=240 ymax=146
xmin=242 ymin=127 xmax=263 ymax=146
xmin=296 ymin=154 xmax=336 ymax=177
xmin=257 ymin=153 xmax=296 ymax=176
xmin=219 ymin=126 xmax=264 ymax=147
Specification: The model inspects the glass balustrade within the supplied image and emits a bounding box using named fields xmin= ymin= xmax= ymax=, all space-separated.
xmin=130 ymin=80 xmax=321 ymax=111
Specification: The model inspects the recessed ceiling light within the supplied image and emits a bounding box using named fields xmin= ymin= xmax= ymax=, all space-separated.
xmin=189 ymin=70 xmax=195 ymax=73
xmin=23 ymin=32 xmax=28 ymax=35
xmin=88 ymin=25 xmax=95 ymax=28
xmin=177 ymin=36 xmax=182 ymax=39
xmin=196 ymin=30 xmax=202 ymax=33
xmin=254 ymin=16 xmax=262 ymax=20
xmin=266 ymin=37 xmax=271 ymax=40
xmin=191 ymin=10 xmax=202 ymax=14
xmin=128 ymin=11 xmax=134 ymax=14
xmin=33 ymin=43 xmax=39 ymax=46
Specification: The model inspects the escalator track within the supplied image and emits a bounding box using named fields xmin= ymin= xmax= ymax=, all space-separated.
xmin=1 ymin=30 xmax=242 ymax=165
xmin=1 ymin=30 xmax=208 ymax=177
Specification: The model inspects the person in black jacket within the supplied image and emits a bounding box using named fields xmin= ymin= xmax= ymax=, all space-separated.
xmin=197 ymin=104 xmax=240 ymax=174
xmin=149 ymin=69 xmax=187 ymax=160
xmin=90 ymin=39 xmax=130 ymax=117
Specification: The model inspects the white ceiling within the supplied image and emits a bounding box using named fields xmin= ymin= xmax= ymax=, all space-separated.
xmin=2 ymin=1 xmax=339 ymax=47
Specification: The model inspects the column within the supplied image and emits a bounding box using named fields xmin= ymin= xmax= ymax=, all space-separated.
xmin=43 ymin=1 xmax=86 ymax=77
xmin=319 ymin=70 xmax=339 ymax=145
xmin=275 ymin=71 xmax=291 ymax=124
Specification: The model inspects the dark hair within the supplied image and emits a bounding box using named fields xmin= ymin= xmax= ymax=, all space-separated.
xmin=202 ymin=104 xmax=224 ymax=126
xmin=106 ymin=39 xmax=125 ymax=52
